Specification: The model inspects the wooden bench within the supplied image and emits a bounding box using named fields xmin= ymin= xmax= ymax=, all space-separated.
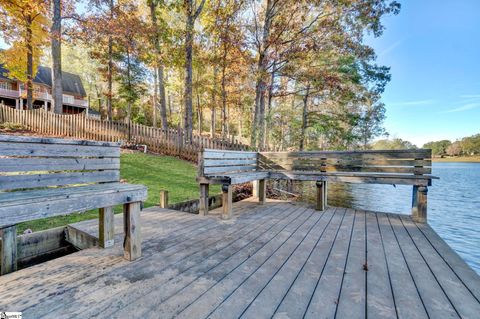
xmin=0 ymin=135 xmax=147 ymax=275
xmin=197 ymin=149 xmax=437 ymax=222
xmin=197 ymin=149 xmax=269 ymax=219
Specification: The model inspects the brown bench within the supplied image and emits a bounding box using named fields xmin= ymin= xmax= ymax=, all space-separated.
xmin=197 ymin=148 xmax=437 ymax=221
xmin=0 ymin=135 xmax=147 ymax=275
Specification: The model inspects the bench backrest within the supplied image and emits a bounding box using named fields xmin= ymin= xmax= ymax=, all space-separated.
xmin=199 ymin=149 xmax=259 ymax=177
xmin=259 ymin=149 xmax=432 ymax=175
xmin=0 ymin=135 xmax=120 ymax=192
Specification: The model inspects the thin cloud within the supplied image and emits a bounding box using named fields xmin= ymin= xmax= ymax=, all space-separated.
xmin=443 ymin=103 xmax=480 ymax=113
xmin=460 ymin=94 xmax=480 ymax=99
xmin=390 ymin=99 xmax=435 ymax=107
xmin=379 ymin=40 xmax=403 ymax=57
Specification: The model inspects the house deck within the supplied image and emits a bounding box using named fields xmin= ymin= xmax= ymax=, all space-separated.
xmin=1 ymin=198 xmax=479 ymax=318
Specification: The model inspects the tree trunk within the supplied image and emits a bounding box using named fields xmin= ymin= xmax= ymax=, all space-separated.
xmin=152 ymin=67 xmax=158 ymax=127
xmin=26 ymin=17 xmax=33 ymax=109
xmin=210 ymin=66 xmax=218 ymax=137
xmin=197 ymin=89 xmax=202 ymax=134
xmin=149 ymin=0 xmax=168 ymax=130
xmin=299 ymin=84 xmax=310 ymax=151
xmin=252 ymin=0 xmax=273 ymax=149
xmin=158 ymin=66 xmax=168 ymax=130
xmin=184 ymin=11 xmax=194 ymax=143
xmin=106 ymin=0 xmax=114 ymax=120
xmin=264 ymin=63 xmax=276 ymax=150
xmin=221 ymin=45 xmax=228 ymax=140
xmin=51 ymin=0 xmax=62 ymax=113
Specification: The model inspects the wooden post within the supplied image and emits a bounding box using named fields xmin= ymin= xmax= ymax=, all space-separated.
xmin=0 ymin=225 xmax=17 ymax=275
xmin=316 ymin=181 xmax=325 ymax=211
xmin=199 ymin=184 xmax=209 ymax=216
xmin=258 ymin=179 xmax=266 ymax=204
xmin=159 ymin=190 xmax=169 ymax=208
xmin=412 ymin=185 xmax=428 ymax=223
xmin=222 ymin=184 xmax=233 ymax=220
xmin=252 ymin=180 xmax=259 ymax=198
xmin=123 ymin=201 xmax=142 ymax=261
xmin=99 ymin=206 xmax=114 ymax=248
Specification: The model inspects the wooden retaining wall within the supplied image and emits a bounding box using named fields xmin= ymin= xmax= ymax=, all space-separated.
xmin=0 ymin=105 xmax=249 ymax=162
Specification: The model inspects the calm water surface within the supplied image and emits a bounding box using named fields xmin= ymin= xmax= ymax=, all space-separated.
xmin=298 ymin=162 xmax=480 ymax=274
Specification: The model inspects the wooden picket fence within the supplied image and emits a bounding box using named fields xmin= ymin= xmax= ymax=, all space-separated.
xmin=0 ymin=105 xmax=250 ymax=162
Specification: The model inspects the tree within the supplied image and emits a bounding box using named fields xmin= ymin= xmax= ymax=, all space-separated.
xmin=148 ymin=0 xmax=168 ymax=130
xmin=0 ymin=0 xmax=49 ymax=109
xmin=51 ymin=0 xmax=62 ymax=113
xmin=423 ymin=140 xmax=451 ymax=156
xmin=371 ymin=138 xmax=416 ymax=150
xmin=183 ymin=0 xmax=206 ymax=142
xmin=446 ymin=141 xmax=462 ymax=156
xmin=78 ymin=0 xmax=117 ymax=119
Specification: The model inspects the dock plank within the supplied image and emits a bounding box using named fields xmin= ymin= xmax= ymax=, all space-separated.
xmin=273 ymin=208 xmax=346 ymax=319
xmin=0 ymin=198 xmax=479 ymax=319
xmin=303 ymin=208 xmax=354 ymax=319
xmin=388 ymin=214 xmax=460 ymax=319
xmin=377 ymin=213 xmax=428 ymax=319
xmin=366 ymin=211 xmax=396 ymax=319
xmin=335 ymin=210 xmax=366 ymax=319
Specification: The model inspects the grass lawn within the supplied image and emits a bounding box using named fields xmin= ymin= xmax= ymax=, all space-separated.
xmin=432 ymin=155 xmax=480 ymax=163
xmin=16 ymin=152 xmax=220 ymax=234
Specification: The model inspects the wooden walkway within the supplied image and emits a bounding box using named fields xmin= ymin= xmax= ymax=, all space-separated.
xmin=1 ymin=198 xmax=479 ymax=318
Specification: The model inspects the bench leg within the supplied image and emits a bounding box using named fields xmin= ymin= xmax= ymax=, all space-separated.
xmin=252 ymin=180 xmax=258 ymax=198
xmin=99 ymin=206 xmax=115 ymax=248
xmin=316 ymin=181 xmax=326 ymax=211
xmin=199 ymin=183 xmax=209 ymax=216
xmin=222 ymin=184 xmax=233 ymax=220
xmin=0 ymin=225 xmax=17 ymax=275
xmin=123 ymin=201 xmax=142 ymax=261
xmin=412 ymin=186 xmax=428 ymax=223
xmin=258 ymin=179 xmax=266 ymax=204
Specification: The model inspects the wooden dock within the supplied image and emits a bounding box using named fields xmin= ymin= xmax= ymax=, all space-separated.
xmin=1 ymin=198 xmax=479 ymax=318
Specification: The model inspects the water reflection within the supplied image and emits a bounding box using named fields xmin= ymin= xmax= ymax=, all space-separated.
xmin=286 ymin=163 xmax=480 ymax=274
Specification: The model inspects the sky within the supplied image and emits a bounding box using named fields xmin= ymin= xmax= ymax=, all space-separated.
xmin=366 ymin=0 xmax=480 ymax=147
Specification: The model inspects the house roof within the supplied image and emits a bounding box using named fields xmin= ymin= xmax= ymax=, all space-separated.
xmin=0 ymin=64 xmax=86 ymax=97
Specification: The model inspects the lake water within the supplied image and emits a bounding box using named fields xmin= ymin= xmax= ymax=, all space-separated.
xmin=296 ymin=162 xmax=480 ymax=274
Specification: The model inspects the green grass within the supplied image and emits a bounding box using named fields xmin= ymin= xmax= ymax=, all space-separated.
xmin=16 ymin=152 xmax=220 ymax=234
xmin=432 ymin=155 xmax=480 ymax=163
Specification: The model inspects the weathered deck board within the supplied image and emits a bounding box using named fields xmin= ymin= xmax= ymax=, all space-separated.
xmin=0 ymin=198 xmax=479 ymax=319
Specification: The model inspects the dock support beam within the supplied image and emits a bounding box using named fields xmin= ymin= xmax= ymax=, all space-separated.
xmin=222 ymin=184 xmax=233 ymax=220
xmin=316 ymin=181 xmax=326 ymax=211
xmin=199 ymin=184 xmax=209 ymax=216
xmin=412 ymin=186 xmax=428 ymax=223
xmin=159 ymin=190 xmax=169 ymax=208
xmin=99 ymin=206 xmax=114 ymax=248
xmin=0 ymin=225 xmax=17 ymax=275
xmin=123 ymin=201 xmax=142 ymax=261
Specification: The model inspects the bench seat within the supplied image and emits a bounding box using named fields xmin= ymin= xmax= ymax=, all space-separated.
xmin=269 ymin=171 xmax=438 ymax=186
xmin=197 ymin=171 xmax=269 ymax=185
xmin=0 ymin=183 xmax=147 ymax=227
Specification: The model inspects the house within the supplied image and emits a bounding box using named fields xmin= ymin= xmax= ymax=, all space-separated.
xmin=0 ymin=64 xmax=88 ymax=114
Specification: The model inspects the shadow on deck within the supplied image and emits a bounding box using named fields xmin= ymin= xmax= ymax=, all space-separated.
xmin=1 ymin=198 xmax=479 ymax=318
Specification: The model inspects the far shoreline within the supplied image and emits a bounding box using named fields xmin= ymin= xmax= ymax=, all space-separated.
xmin=432 ymin=156 xmax=480 ymax=163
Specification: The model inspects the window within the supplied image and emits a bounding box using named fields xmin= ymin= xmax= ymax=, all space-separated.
xmin=0 ymin=81 xmax=12 ymax=90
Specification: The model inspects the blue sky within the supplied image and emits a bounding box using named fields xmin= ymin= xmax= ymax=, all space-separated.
xmin=367 ymin=0 xmax=480 ymax=146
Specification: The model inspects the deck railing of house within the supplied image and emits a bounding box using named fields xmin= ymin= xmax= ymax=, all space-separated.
xmin=0 ymin=105 xmax=249 ymax=162
xmin=0 ymin=88 xmax=20 ymax=99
